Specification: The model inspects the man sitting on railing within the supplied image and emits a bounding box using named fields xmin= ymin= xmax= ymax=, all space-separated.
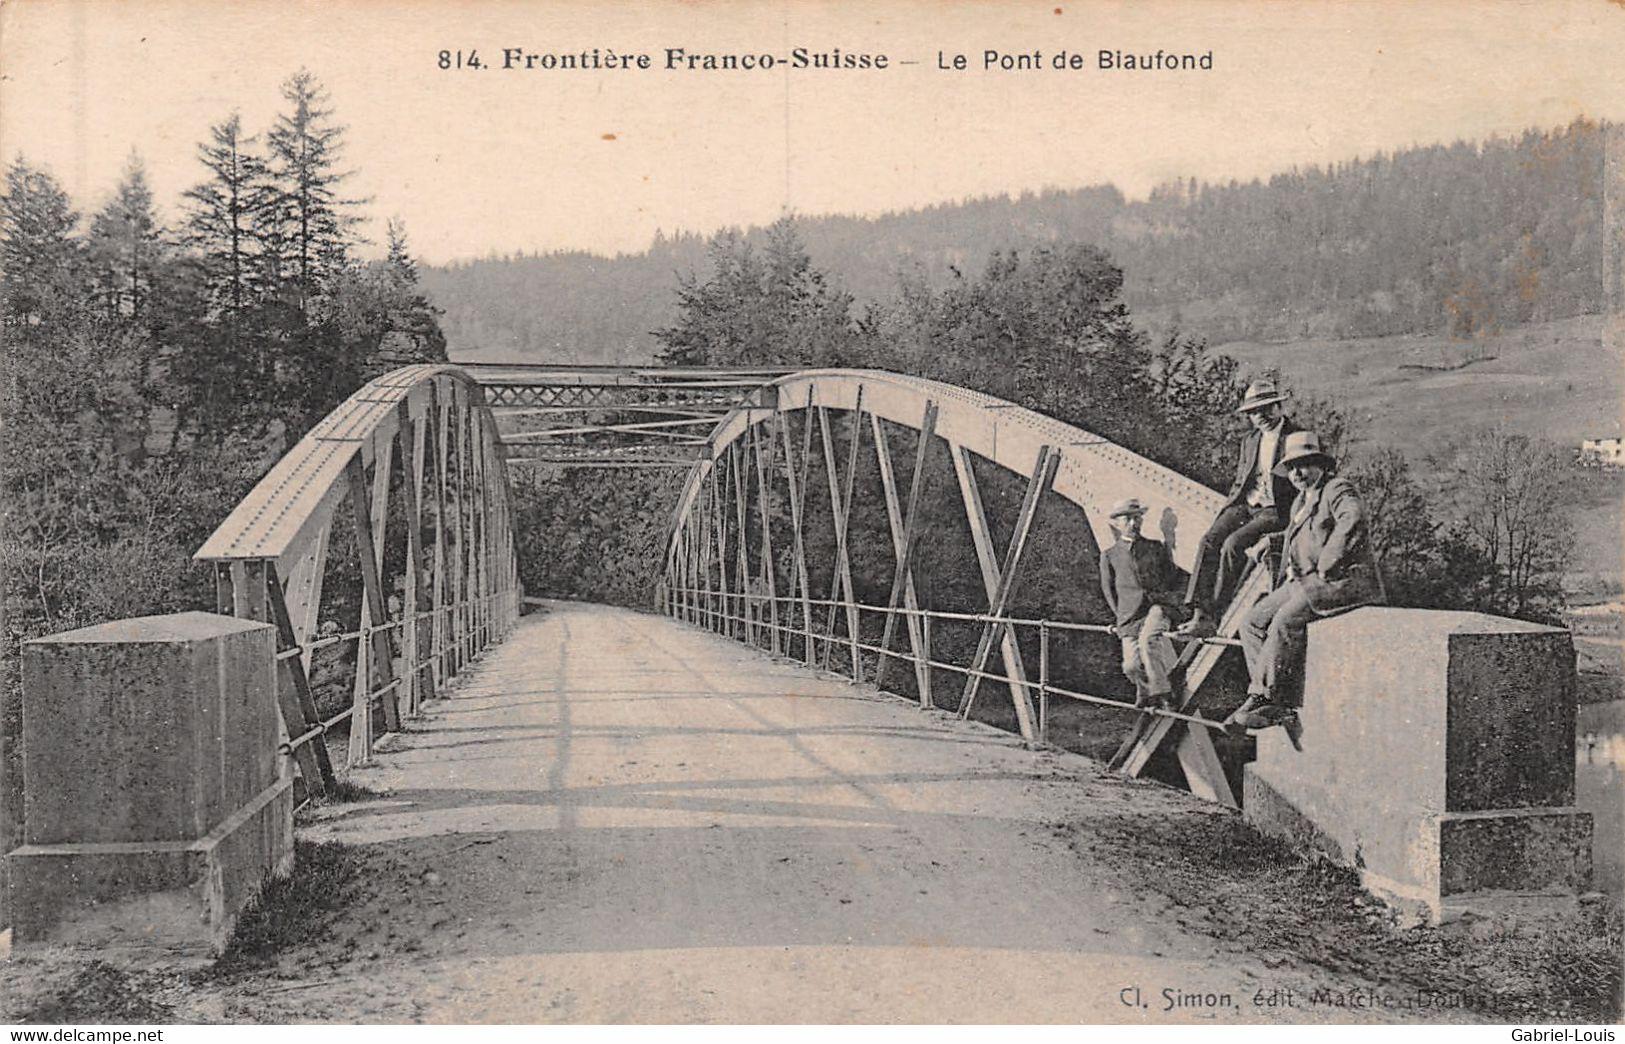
xmin=1176 ymin=378 xmax=1300 ymax=637
xmin=1228 ymin=431 xmax=1386 ymax=744
xmin=1099 ymin=498 xmax=1189 ymax=710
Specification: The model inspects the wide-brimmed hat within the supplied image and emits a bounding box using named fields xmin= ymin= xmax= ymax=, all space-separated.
xmin=1108 ymin=497 xmax=1148 ymax=519
xmin=1236 ymin=378 xmax=1287 ymax=414
xmin=1273 ymin=431 xmax=1336 ymax=475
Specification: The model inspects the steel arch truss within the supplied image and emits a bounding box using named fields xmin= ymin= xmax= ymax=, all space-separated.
xmin=661 ymin=369 xmax=1241 ymax=804
xmin=196 ymin=365 xmax=521 ymax=798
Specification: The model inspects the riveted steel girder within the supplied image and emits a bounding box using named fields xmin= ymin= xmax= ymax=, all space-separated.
xmin=673 ymin=370 xmax=1224 ymax=572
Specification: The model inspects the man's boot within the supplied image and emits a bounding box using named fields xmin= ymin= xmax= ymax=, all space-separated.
xmin=1175 ymin=607 xmax=1216 ymax=639
xmin=1223 ymin=693 xmax=1267 ymax=733
xmin=1230 ymin=699 xmax=1304 ymax=752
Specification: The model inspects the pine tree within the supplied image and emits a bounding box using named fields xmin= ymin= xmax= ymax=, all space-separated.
xmin=0 ymin=155 xmax=82 ymax=330
xmin=264 ymin=69 xmax=362 ymax=309
xmin=326 ymin=219 xmax=448 ymax=384
xmin=379 ymin=219 xmax=447 ymax=363
xmin=385 ymin=218 xmax=418 ymax=288
xmin=177 ymin=112 xmax=280 ymax=427
xmin=183 ymin=113 xmax=270 ymax=321
xmin=87 ymin=153 xmax=163 ymax=321
xmin=2 ymin=157 xmax=150 ymax=630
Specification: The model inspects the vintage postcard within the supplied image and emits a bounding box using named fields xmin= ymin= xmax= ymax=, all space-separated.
xmin=0 ymin=0 xmax=1621 ymax=1029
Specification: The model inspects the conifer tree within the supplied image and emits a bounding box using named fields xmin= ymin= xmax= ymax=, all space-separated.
xmin=183 ymin=113 xmax=269 ymax=321
xmin=264 ymin=69 xmax=362 ymax=308
xmin=87 ymin=153 xmax=163 ymax=321
xmin=385 ymin=218 xmax=418 ymax=288
xmin=178 ymin=112 xmax=280 ymax=427
xmin=0 ymin=155 xmax=82 ymax=330
xmin=326 ymin=218 xmax=448 ymax=384
xmin=379 ymin=218 xmax=447 ymax=362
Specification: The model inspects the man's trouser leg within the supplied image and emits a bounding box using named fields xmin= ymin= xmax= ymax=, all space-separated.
xmin=1261 ymin=584 xmax=1317 ymax=707
xmin=1213 ymin=508 xmax=1283 ymax=611
xmin=1120 ymin=633 xmax=1149 ymax=694
xmin=1136 ymin=606 xmax=1176 ymax=696
xmin=1183 ymin=503 xmax=1254 ymax=613
xmin=1242 ymin=581 xmax=1298 ymax=697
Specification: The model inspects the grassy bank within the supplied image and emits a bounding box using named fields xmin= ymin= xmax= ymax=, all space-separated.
xmin=1061 ymin=809 xmax=1623 ymax=1023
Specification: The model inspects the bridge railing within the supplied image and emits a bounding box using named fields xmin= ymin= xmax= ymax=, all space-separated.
xmin=660 ymin=372 xmax=1241 ymax=805
xmin=196 ymin=364 xmax=523 ymax=802
xmin=273 ymin=589 xmax=519 ymax=767
xmin=663 ymin=582 xmax=1243 ymax=804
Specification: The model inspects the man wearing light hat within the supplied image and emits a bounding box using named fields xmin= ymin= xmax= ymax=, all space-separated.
xmin=1230 ymin=430 xmax=1385 ymax=738
xmin=1099 ymin=496 xmax=1187 ymax=709
xmin=1177 ymin=377 xmax=1301 ymax=636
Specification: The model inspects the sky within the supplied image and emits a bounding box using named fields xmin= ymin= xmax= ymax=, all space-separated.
xmin=2 ymin=0 xmax=1623 ymax=265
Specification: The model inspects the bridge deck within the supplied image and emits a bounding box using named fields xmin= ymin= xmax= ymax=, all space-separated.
xmin=275 ymin=603 xmax=1442 ymax=1023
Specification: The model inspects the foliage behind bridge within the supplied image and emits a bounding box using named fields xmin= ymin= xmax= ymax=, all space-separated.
xmin=508 ymin=216 xmax=1579 ymax=678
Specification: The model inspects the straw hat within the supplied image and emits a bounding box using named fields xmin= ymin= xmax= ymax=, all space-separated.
xmin=1108 ymin=497 xmax=1148 ymax=519
xmin=1236 ymin=378 xmax=1287 ymax=414
xmin=1272 ymin=431 xmax=1336 ymax=475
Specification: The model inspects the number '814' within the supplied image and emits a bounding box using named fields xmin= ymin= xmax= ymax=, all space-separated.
xmin=438 ymin=50 xmax=484 ymax=69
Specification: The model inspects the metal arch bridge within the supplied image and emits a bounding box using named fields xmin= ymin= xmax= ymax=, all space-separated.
xmin=197 ymin=362 xmax=1259 ymax=807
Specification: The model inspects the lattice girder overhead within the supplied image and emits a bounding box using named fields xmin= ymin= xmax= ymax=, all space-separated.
xmin=465 ymin=363 xmax=791 ymax=467
xmin=196 ymin=364 xmax=522 ymax=796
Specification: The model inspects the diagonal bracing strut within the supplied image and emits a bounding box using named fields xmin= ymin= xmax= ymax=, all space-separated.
xmin=869 ymin=403 xmax=939 ymax=698
xmin=951 ymin=443 xmax=1061 ymax=742
xmin=817 ymin=389 xmax=866 ymax=677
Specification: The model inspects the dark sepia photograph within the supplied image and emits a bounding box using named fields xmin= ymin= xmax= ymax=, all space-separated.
xmin=0 ymin=0 xmax=1621 ymax=1028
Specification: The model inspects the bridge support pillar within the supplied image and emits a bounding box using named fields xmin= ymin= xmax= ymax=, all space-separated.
xmin=1243 ymin=607 xmax=1592 ymax=924
xmin=7 ymin=612 xmax=293 ymax=960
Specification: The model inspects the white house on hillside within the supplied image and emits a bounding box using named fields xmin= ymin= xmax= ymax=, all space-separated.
xmin=1580 ymin=437 xmax=1624 ymax=467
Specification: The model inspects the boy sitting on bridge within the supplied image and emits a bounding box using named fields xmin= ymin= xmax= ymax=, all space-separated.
xmin=1099 ymin=498 xmax=1188 ymax=710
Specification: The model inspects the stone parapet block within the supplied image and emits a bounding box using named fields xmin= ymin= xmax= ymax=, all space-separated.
xmin=8 ymin=775 xmax=294 ymax=958
xmin=9 ymin=611 xmax=292 ymax=956
xmin=21 ymin=612 xmax=281 ymax=845
xmin=1242 ymin=606 xmax=1592 ymax=923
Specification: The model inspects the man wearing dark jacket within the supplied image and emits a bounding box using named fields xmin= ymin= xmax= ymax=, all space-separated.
xmin=1178 ymin=377 xmax=1300 ymax=635
xmin=1099 ymin=497 xmax=1187 ymax=709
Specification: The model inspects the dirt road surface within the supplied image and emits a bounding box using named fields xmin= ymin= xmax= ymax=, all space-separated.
xmin=69 ymin=602 xmax=1500 ymax=1023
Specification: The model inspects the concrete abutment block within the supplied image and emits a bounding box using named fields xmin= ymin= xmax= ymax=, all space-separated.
xmin=1242 ymin=607 xmax=1592 ymax=923
xmin=6 ymin=611 xmax=293 ymax=959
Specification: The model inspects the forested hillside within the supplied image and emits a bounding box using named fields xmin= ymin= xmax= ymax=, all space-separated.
xmin=422 ymin=118 xmax=1609 ymax=362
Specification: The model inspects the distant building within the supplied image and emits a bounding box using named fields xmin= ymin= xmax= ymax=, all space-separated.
xmin=1580 ymin=437 xmax=1624 ymax=468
